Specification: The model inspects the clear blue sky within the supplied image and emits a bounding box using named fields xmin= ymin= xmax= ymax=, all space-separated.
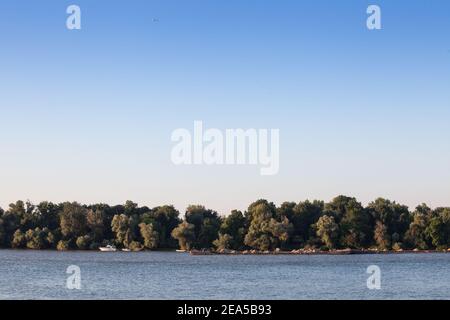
xmin=1 ymin=0 xmax=449 ymax=214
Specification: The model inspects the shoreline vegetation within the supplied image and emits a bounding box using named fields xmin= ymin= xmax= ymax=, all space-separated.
xmin=0 ymin=196 xmax=449 ymax=254
xmin=1 ymin=247 xmax=448 ymax=255
xmin=189 ymin=248 xmax=450 ymax=255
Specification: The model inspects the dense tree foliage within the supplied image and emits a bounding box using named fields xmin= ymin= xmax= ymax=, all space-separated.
xmin=244 ymin=200 xmax=293 ymax=251
xmin=214 ymin=210 xmax=247 ymax=250
xmin=172 ymin=205 xmax=221 ymax=250
xmin=315 ymin=215 xmax=339 ymax=249
xmin=171 ymin=221 xmax=195 ymax=250
xmin=0 ymin=196 xmax=449 ymax=251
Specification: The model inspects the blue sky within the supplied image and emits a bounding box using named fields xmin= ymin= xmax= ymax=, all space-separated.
xmin=0 ymin=0 xmax=449 ymax=214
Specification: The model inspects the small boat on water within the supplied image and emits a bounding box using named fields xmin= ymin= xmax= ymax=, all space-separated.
xmin=122 ymin=248 xmax=131 ymax=252
xmin=176 ymin=249 xmax=187 ymax=253
xmin=99 ymin=245 xmax=117 ymax=252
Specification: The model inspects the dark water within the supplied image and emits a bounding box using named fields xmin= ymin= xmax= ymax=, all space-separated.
xmin=0 ymin=250 xmax=449 ymax=299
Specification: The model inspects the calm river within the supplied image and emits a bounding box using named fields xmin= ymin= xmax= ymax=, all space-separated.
xmin=0 ymin=250 xmax=448 ymax=299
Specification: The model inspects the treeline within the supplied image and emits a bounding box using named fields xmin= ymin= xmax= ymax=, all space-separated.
xmin=0 ymin=196 xmax=449 ymax=251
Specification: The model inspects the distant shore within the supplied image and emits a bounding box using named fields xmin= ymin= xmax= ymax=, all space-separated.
xmin=0 ymin=248 xmax=449 ymax=255
xmin=188 ymin=248 xmax=450 ymax=256
xmin=2 ymin=198 xmax=450 ymax=254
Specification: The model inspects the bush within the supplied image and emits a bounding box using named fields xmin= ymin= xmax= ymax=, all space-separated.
xmin=76 ymin=235 xmax=92 ymax=250
xmin=128 ymin=241 xmax=143 ymax=251
xmin=25 ymin=228 xmax=46 ymax=250
xmin=46 ymin=232 xmax=58 ymax=249
xmin=11 ymin=230 xmax=26 ymax=248
xmin=57 ymin=240 xmax=70 ymax=251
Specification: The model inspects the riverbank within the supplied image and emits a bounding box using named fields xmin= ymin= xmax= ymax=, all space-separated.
xmin=1 ymin=247 xmax=449 ymax=255
xmin=189 ymin=248 xmax=450 ymax=255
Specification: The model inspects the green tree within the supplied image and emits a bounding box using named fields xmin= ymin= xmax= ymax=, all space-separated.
xmin=46 ymin=230 xmax=59 ymax=249
xmin=269 ymin=217 xmax=293 ymax=249
xmin=425 ymin=208 xmax=450 ymax=248
xmin=0 ymin=196 xmax=448 ymax=252
xmin=367 ymin=198 xmax=411 ymax=245
xmin=139 ymin=222 xmax=159 ymax=249
xmin=244 ymin=200 xmax=293 ymax=250
xmin=124 ymin=200 xmax=139 ymax=216
xmin=374 ymin=221 xmax=390 ymax=250
xmin=315 ymin=215 xmax=339 ymax=249
xmin=289 ymin=200 xmax=324 ymax=246
xmin=3 ymin=202 xmax=23 ymax=240
xmin=404 ymin=204 xmax=432 ymax=249
xmin=57 ymin=240 xmax=70 ymax=251
xmin=36 ymin=201 xmax=60 ymax=230
xmin=244 ymin=200 xmax=277 ymax=251
xmin=11 ymin=229 xmax=27 ymax=248
xmin=185 ymin=205 xmax=221 ymax=249
xmin=171 ymin=221 xmax=196 ymax=250
xmin=213 ymin=233 xmax=234 ymax=250
xmin=325 ymin=196 xmax=373 ymax=248
xmin=128 ymin=241 xmax=144 ymax=251
xmin=87 ymin=209 xmax=105 ymax=242
xmin=216 ymin=210 xmax=246 ymax=250
xmin=8 ymin=201 xmax=38 ymax=231
xmin=60 ymin=202 xmax=88 ymax=241
xmin=25 ymin=228 xmax=47 ymax=249
xmin=141 ymin=205 xmax=181 ymax=248
xmin=111 ymin=214 xmax=133 ymax=248
xmin=76 ymin=235 xmax=92 ymax=250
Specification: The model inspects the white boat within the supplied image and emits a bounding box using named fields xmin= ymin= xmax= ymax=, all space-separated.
xmin=122 ymin=248 xmax=131 ymax=252
xmin=176 ymin=249 xmax=186 ymax=253
xmin=99 ymin=245 xmax=117 ymax=252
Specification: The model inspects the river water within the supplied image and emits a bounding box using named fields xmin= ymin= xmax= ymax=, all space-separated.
xmin=0 ymin=250 xmax=448 ymax=299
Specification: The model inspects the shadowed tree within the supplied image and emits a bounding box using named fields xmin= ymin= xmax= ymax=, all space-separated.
xmin=325 ymin=196 xmax=373 ymax=248
xmin=6 ymin=201 xmax=38 ymax=232
xmin=36 ymin=202 xmax=60 ymax=231
xmin=215 ymin=210 xmax=246 ymax=250
xmin=290 ymin=200 xmax=324 ymax=246
xmin=184 ymin=205 xmax=221 ymax=249
xmin=87 ymin=209 xmax=105 ymax=242
xmin=2 ymin=202 xmax=24 ymax=243
xmin=404 ymin=204 xmax=433 ymax=249
xmin=0 ymin=208 xmax=5 ymax=247
xmin=60 ymin=202 xmax=88 ymax=244
xmin=141 ymin=205 xmax=181 ymax=248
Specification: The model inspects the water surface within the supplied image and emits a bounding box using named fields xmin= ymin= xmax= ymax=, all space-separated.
xmin=0 ymin=250 xmax=448 ymax=299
